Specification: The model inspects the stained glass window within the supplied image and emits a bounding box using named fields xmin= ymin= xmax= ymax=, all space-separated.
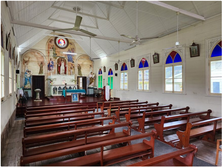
xmin=138 ymin=58 xmax=149 ymax=91
xmin=165 ymin=51 xmax=183 ymax=92
xmin=120 ymin=63 xmax=128 ymax=90
xmin=98 ymin=68 xmax=103 ymax=88
xmin=108 ymin=68 xmax=113 ymax=89
xmin=210 ymin=41 xmax=222 ymax=94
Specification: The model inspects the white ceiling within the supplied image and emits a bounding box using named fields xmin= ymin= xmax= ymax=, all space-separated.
xmin=7 ymin=1 xmax=221 ymax=58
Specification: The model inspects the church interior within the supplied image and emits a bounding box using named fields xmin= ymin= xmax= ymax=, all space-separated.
xmin=1 ymin=1 xmax=222 ymax=166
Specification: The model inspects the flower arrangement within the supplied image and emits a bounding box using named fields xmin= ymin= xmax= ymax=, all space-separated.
xmin=70 ymin=79 xmax=77 ymax=84
xmin=46 ymin=78 xmax=56 ymax=84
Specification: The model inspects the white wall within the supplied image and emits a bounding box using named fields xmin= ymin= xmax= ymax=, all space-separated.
xmin=1 ymin=2 xmax=19 ymax=133
xmin=94 ymin=15 xmax=222 ymax=117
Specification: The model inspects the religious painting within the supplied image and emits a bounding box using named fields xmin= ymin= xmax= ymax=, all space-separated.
xmin=130 ymin=59 xmax=135 ymax=68
xmin=46 ymin=36 xmax=76 ymax=76
xmin=190 ymin=42 xmax=200 ymax=57
xmin=1 ymin=24 xmax=3 ymax=49
xmin=103 ymin=66 xmax=106 ymax=72
xmin=76 ymin=54 xmax=93 ymax=76
xmin=153 ymin=52 xmax=159 ymax=64
xmin=57 ymin=57 xmax=67 ymax=75
xmin=22 ymin=49 xmax=45 ymax=76
xmin=55 ymin=36 xmax=69 ymax=49
xmin=115 ymin=63 xmax=118 ymax=71
xmin=71 ymin=93 xmax=79 ymax=102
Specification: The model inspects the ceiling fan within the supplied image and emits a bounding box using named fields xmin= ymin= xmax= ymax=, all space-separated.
xmin=121 ymin=2 xmax=158 ymax=46
xmin=53 ymin=15 xmax=97 ymax=37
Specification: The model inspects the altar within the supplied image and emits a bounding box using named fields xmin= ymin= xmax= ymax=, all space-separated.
xmin=62 ymin=89 xmax=86 ymax=97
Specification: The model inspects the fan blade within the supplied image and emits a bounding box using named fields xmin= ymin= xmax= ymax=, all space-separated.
xmin=120 ymin=34 xmax=135 ymax=39
xmin=140 ymin=36 xmax=158 ymax=40
xmin=53 ymin=28 xmax=75 ymax=32
xmin=75 ymin=15 xmax=82 ymax=28
xmin=130 ymin=40 xmax=137 ymax=46
xmin=79 ymin=29 xmax=97 ymax=37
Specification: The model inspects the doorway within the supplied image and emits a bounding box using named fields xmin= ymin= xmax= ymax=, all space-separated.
xmin=32 ymin=75 xmax=45 ymax=99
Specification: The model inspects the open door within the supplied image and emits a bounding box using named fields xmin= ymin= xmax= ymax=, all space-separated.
xmin=32 ymin=75 xmax=45 ymax=99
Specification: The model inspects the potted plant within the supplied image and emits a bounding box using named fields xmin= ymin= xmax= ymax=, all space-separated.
xmin=46 ymin=78 xmax=56 ymax=85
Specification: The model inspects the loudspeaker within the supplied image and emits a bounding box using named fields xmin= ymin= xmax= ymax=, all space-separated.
xmin=16 ymin=70 xmax=20 ymax=74
xmin=115 ymin=73 xmax=118 ymax=76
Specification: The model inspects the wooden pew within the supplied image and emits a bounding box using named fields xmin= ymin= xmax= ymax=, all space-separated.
xmin=25 ymin=110 xmax=104 ymax=127
xmin=128 ymin=145 xmax=198 ymax=166
xmin=117 ymin=104 xmax=172 ymax=122
xmin=24 ymin=116 xmax=116 ymax=137
xmin=107 ymin=102 xmax=159 ymax=117
xmin=25 ymin=107 xmax=95 ymax=118
xmin=26 ymin=103 xmax=84 ymax=111
xmin=22 ymin=121 xmax=132 ymax=157
xmin=154 ymin=110 xmax=212 ymax=141
xmin=26 ymin=105 xmax=88 ymax=116
xmin=20 ymin=131 xmax=156 ymax=166
xmin=136 ymin=107 xmax=190 ymax=133
xmin=176 ymin=117 xmax=222 ymax=148
xmin=98 ymin=99 xmax=139 ymax=112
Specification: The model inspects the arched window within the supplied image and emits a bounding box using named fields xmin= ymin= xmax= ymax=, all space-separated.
xmin=98 ymin=68 xmax=103 ymax=88
xmin=120 ymin=63 xmax=128 ymax=90
xmin=108 ymin=68 xmax=113 ymax=89
xmin=138 ymin=58 xmax=149 ymax=91
xmin=209 ymin=41 xmax=222 ymax=94
xmin=165 ymin=51 xmax=183 ymax=92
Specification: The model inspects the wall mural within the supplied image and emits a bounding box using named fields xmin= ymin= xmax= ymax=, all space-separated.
xmin=21 ymin=35 xmax=94 ymax=90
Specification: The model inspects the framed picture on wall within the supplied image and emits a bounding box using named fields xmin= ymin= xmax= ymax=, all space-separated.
xmin=130 ymin=58 xmax=135 ymax=68
xmin=190 ymin=42 xmax=200 ymax=57
xmin=115 ymin=63 xmax=118 ymax=71
xmin=103 ymin=66 xmax=106 ymax=72
xmin=153 ymin=52 xmax=159 ymax=64
xmin=71 ymin=93 xmax=79 ymax=102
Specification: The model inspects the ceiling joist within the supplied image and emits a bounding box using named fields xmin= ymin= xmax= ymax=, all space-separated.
xmin=51 ymin=5 xmax=108 ymax=20
xmin=147 ymin=1 xmax=205 ymax=21
xmin=11 ymin=19 xmax=132 ymax=44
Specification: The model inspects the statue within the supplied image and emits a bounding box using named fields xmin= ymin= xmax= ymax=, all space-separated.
xmin=38 ymin=61 xmax=44 ymax=74
xmin=57 ymin=58 xmax=67 ymax=74
xmin=48 ymin=58 xmax=54 ymax=71
xmin=78 ymin=64 xmax=82 ymax=76
xmin=24 ymin=70 xmax=31 ymax=88
xmin=70 ymin=64 xmax=75 ymax=75
xmin=89 ymin=72 xmax=96 ymax=87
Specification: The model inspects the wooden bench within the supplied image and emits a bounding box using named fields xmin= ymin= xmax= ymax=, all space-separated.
xmin=26 ymin=103 xmax=84 ymax=111
xmin=136 ymin=106 xmax=190 ymax=133
xmin=117 ymin=104 xmax=172 ymax=122
xmin=128 ymin=144 xmax=198 ymax=166
xmin=176 ymin=117 xmax=222 ymax=148
xmin=26 ymin=105 xmax=88 ymax=116
xmin=98 ymin=99 xmax=139 ymax=112
xmin=25 ymin=107 xmax=95 ymax=118
xmin=25 ymin=111 xmax=104 ymax=127
xmin=24 ymin=116 xmax=116 ymax=137
xmin=107 ymin=102 xmax=159 ymax=117
xmin=20 ymin=131 xmax=156 ymax=166
xmin=154 ymin=110 xmax=212 ymax=141
xmin=22 ymin=121 xmax=132 ymax=159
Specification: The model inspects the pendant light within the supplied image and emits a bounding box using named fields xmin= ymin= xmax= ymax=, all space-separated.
xmin=175 ymin=12 xmax=180 ymax=46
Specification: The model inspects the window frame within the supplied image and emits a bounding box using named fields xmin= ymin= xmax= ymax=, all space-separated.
xmin=120 ymin=62 xmax=129 ymax=90
xmin=108 ymin=68 xmax=113 ymax=90
xmin=207 ymin=39 xmax=222 ymax=95
xmin=98 ymin=68 xmax=103 ymax=88
xmin=138 ymin=67 xmax=149 ymax=91
xmin=9 ymin=60 xmax=12 ymax=95
xmin=163 ymin=49 xmax=185 ymax=94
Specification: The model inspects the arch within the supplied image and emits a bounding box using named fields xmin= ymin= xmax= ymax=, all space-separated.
xmin=108 ymin=68 xmax=113 ymax=75
xmin=98 ymin=68 xmax=102 ymax=75
xmin=139 ymin=58 xmax=149 ymax=68
xmin=166 ymin=51 xmax=182 ymax=64
xmin=211 ymin=41 xmax=222 ymax=57
xmin=121 ymin=63 xmax=128 ymax=71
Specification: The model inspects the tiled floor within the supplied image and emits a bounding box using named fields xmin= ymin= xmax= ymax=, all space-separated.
xmin=1 ymin=117 xmax=221 ymax=166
